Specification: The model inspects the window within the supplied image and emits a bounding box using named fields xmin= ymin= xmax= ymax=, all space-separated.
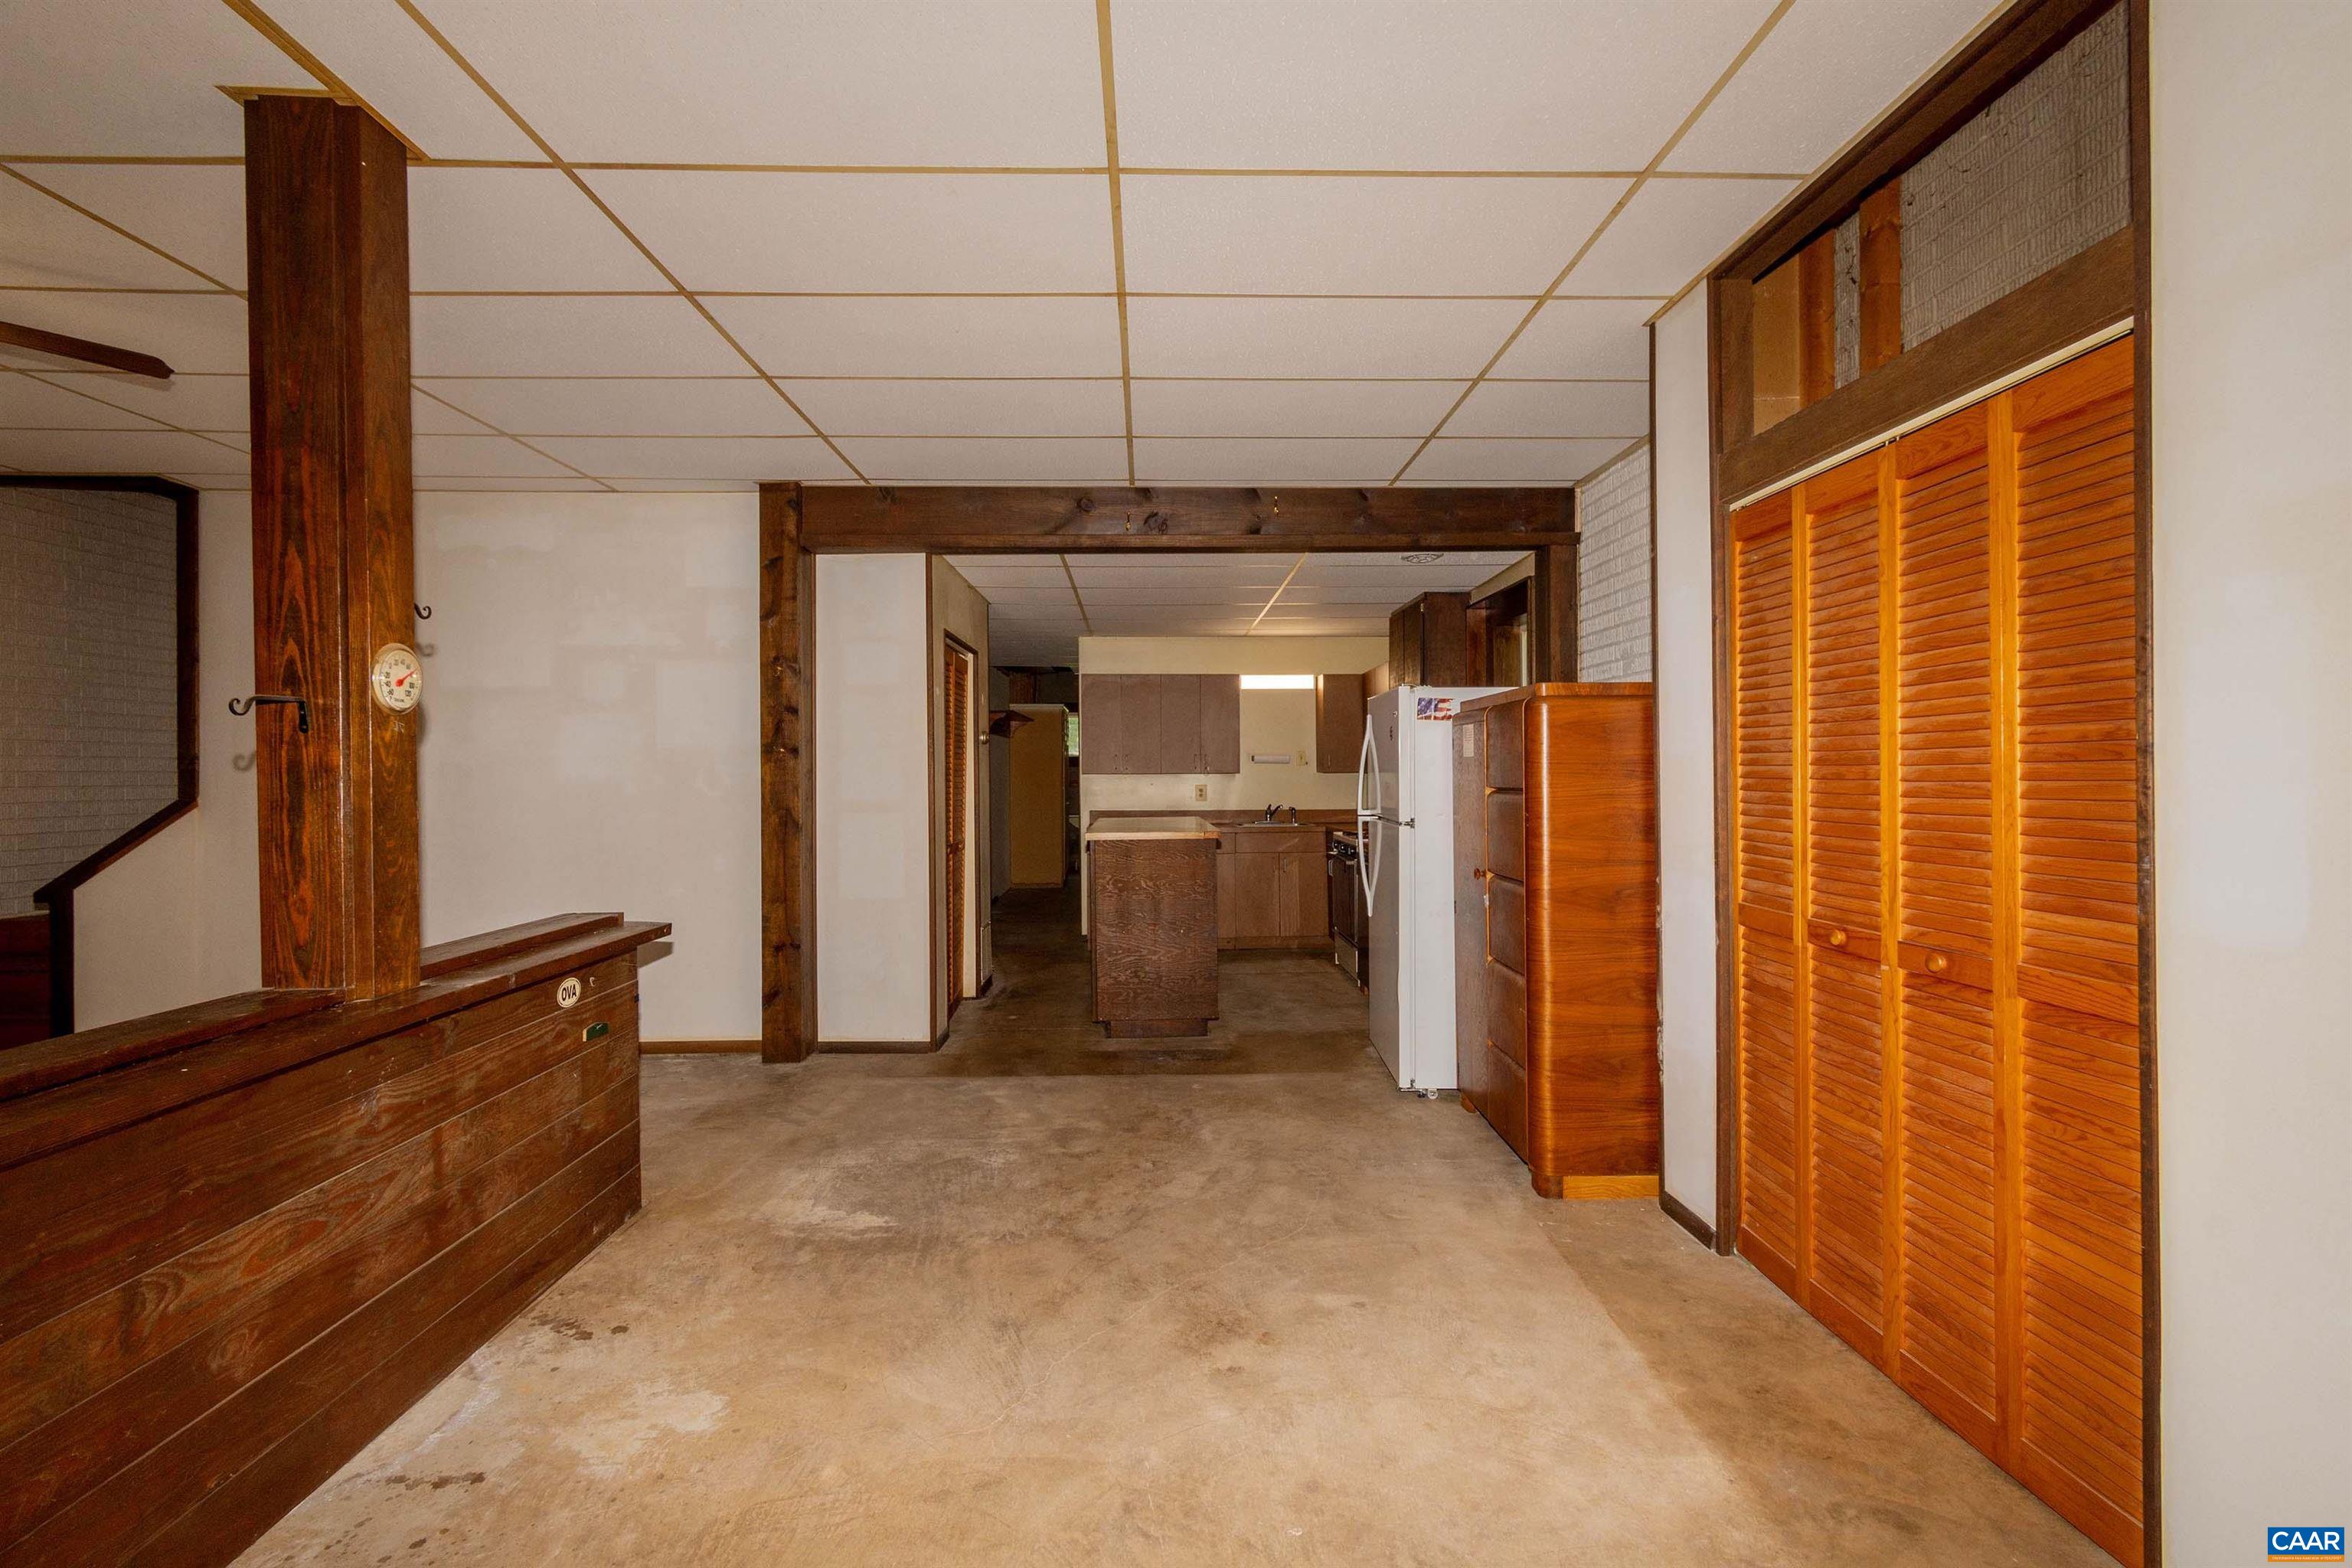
xmin=1239 ymin=673 xmax=1315 ymax=690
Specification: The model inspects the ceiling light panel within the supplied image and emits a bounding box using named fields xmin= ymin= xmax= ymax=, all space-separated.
xmin=1407 ymin=436 xmax=1632 ymax=484
xmin=0 ymin=0 xmax=313 ymax=157
xmin=837 ymin=436 xmax=1128 ymax=484
xmin=1110 ymin=0 xmax=1779 ymax=170
xmin=416 ymin=378 xmax=813 ymax=438
xmin=1126 ymin=297 xmax=1527 ymax=378
xmin=1487 ymin=298 xmax=1658 ymax=380
xmin=3 ymin=165 xmax=244 ymax=289
xmin=1447 ymin=379 xmax=1651 ymax=439
xmin=410 ymin=296 xmax=750 ymax=377
xmin=1665 ymin=0 xmax=2004 ymax=174
xmin=529 ymin=435 xmax=854 ymax=482
xmin=1129 ymin=378 xmax=1465 ymax=438
xmin=785 ymin=377 xmax=1125 ymax=437
xmin=1135 ymin=436 xmax=1421 ymax=485
xmin=707 ymin=296 xmax=1124 ymax=378
xmin=0 ymin=291 xmax=250 ymax=374
xmin=410 ymin=168 xmax=671 ymax=292
xmin=416 ymin=0 xmax=1105 ymax=166
xmin=258 ymin=0 xmax=547 ymax=160
xmin=1558 ymin=177 xmax=1801 ymax=296
xmin=583 ymin=172 xmax=1114 ymax=293
xmin=1121 ymin=175 xmax=1628 ymax=296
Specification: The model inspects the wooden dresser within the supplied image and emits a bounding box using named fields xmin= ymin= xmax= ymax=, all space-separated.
xmin=1454 ymin=684 xmax=1659 ymax=1198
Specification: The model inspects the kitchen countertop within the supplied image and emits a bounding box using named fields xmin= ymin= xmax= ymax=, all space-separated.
xmin=1083 ymin=814 xmax=1220 ymax=841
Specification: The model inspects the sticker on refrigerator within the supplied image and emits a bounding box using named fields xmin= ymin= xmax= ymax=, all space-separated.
xmin=1414 ymin=697 xmax=1457 ymax=720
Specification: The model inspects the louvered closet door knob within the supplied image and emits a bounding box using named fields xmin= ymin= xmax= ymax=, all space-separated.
xmin=1828 ymin=928 xmax=1848 ymax=948
xmin=1926 ymin=952 xmax=1949 ymax=975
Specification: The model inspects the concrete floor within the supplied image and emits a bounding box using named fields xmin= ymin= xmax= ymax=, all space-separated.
xmin=239 ymin=890 xmax=2109 ymax=1566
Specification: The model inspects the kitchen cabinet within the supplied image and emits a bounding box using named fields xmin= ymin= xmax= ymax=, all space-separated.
xmin=1214 ymin=826 xmax=1329 ymax=949
xmin=1314 ymin=671 xmax=1367 ymax=773
xmin=1079 ymin=674 xmax=1240 ymax=776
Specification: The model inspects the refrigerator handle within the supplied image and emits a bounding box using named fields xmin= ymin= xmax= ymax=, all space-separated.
xmin=1361 ymin=816 xmax=1381 ymax=910
xmin=1354 ymin=720 xmax=1377 ymax=822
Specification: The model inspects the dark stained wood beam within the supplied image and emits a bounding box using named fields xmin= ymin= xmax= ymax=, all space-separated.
xmin=799 ymin=485 xmax=1576 ymax=554
xmin=244 ymin=95 xmax=419 ymax=998
xmin=1530 ymin=542 xmax=1578 ymax=682
xmin=1858 ymin=181 xmax=1904 ymax=374
xmin=759 ymin=482 xmax=816 ymax=1063
xmin=0 ymin=319 xmax=173 ymax=380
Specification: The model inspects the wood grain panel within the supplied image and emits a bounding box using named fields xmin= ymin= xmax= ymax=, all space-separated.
xmin=1315 ymin=671 xmax=1366 ymax=774
xmin=758 ymin=482 xmax=815 ymax=1062
xmin=1155 ymin=675 xmax=1204 ymax=775
xmin=1452 ymin=714 xmax=1488 ymax=1106
xmin=1485 ymin=697 xmax=1525 ymax=789
xmin=1087 ymin=838 xmax=1217 ymax=1034
xmin=1484 ymin=792 xmax=1526 ymax=883
xmin=1200 ymin=675 xmax=1241 ymax=774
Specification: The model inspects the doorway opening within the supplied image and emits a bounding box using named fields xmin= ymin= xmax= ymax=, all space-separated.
xmin=942 ymin=634 xmax=978 ymax=1019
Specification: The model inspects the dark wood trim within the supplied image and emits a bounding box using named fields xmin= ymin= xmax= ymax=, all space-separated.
xmin=1720 ymin=228 xmax=2134 ymax=504
xmin=420 ymin=913 xmax=622 ymax=980
xmin=2127 ymin=0 xmax=2158 ymax=1554
xmin=639 ymin=1038 xmax=760 ymax=1055
xmin=1718 ymin=0 xmax=2122 ymax=281
xmin=1529 ymin=541 xmax=1578 ymax=682
xmin=6 ymin=476 xmax=201 ymax=1039
xmin=799 ymin=485 xmax=1576 ymax=554
xmin=1707 ymin=280 xmax=1740 ymax=1258
xmin=0 ymin=318 xmax=174 ymax=379
xmin=757 ymin=482 xmax=816 ymax=1063
xmin=1660 ymin=1188 xmax=1717 ymax=1250
xmin=1645 ymin=323 xmax=1681 ymax=1227
xmin=817 ymin=1037 xmax=941 ymax=1055
xmin=925 ymin=567 xmax=942 ymax=1036
xmin=941 ymin=626 xmax=981 ymax=1015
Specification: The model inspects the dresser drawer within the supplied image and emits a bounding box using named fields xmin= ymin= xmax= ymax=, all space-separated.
xmin=1484 ymin=790 xmax=1526 ymax=882
xmin=1485 ymin=698 xmax=1524 ymax=789
xmin=1485 ymin=959 xmax=1527 ymax=1069
xmin=1486 ymin=874 xmax=1527 ymax=973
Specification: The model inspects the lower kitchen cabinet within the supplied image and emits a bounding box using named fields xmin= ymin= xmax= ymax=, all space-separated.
xmin=1215 ymin=828 xmax=1331 ymax=949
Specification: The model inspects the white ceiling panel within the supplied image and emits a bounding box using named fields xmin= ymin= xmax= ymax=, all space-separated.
xmin=0 ymin=290 xmax=249 ymax=374
xmin=1449 ymin=379 xmax=1650 ymax=439
xmin=410 ymin=296 xmax=746 ymax=376
xmin=21 ymin=162 xmax=249 ymax=287
xmin=0 ymin=170 xmax=227 ymax=289
xmin=530 ymin=435 xmax=854 ymax=482
xmin=1560 ymin=176 xmax=1800 ymax=296
xmin=1135 ymin=436 xmax=1418 ymax=485
xmin=162 ymin=472 xmax=253 ymax=490
xmin=413 ymin=433 xmax=574 ymax=478
xmin=418 ymin=377 xmax=811 ymax=437
xmin=416 ymin=475 xmax=607 ymax=492
xmin=943 ymin=560 xmax=1072 ymax=587
xmin=422 ymin=1 xmax=1104 ymax=166
xmin=0 ymin=0 xmax=315 ymax=157
xmin=841 ymin=437 xmax=1128 ymax=483
xmin=586 ymin=171 xmax=1113 ymax=292
xmin=0 ymin=374 xmax=172 ymax=430
xmin=1111 ymin=0 xmax=1778 ymax=171
xmin=1295 ymin=550 xmax=1525 ymax=573
xmin=1121 ymin=175 xmax=1628 ymax=296
xmin=1666 ymin=0 xmax=2001 ymax=175
xmin=1127 ymin=298 xmax=1524 ymax=378
xmin=31 ymin=371 xmax=248 ymax=431
xmin=965 ymin=583 xmax=1086 ymax=606
xmin=0 ymin=426 xmax=245 ymax=472
xmin=599 ymin=478 xmax=759 ymax=492
xmin=260 ymin=0 xmax=545 ymax=161
xmin=411 ymin=389 xmax=496 ymax=436
xmin=786 ymin=377 xmax=1123 ymax=437
xmin=709 ymin=297 xmax=1124 ymax=377
xmin=410 ymin=168 xmax=669 ymax=291
xmin=1132 ymin=378 xmax=1463 ymax=437
xmin=1406 ymin=436 xmax=1632 ymax=484
xmin=1487 ymin=298 xmax=1658 ymax=380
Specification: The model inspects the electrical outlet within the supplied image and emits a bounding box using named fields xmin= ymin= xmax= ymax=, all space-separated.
xmin=1193 ymin=782 xmax=1207 ymax=802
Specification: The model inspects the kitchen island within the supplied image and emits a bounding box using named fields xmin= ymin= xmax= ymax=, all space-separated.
xmin=1083 ymin=815 xmax=1220 ymax=1039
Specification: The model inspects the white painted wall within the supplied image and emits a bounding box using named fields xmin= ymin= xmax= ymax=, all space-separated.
xmin=414 ymin=493 xmax=760 ymax=1044
xmin=2149 ymin=2 xmax=2352 ymax=1556
xmin=815 ymin=553 xmax=933 ymax=1045
xmin=1652 ymin=290 xmax=1720 ymax=1230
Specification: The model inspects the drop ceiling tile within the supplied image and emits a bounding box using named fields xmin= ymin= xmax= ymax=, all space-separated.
xmin=423 ymin=1 xmax=1104 ymax=166
xmin=412 ymin=390 xmax=495 ymax=436
xmin=1449 ymin=379 xmax=1650 ymax=438
xmin=1068 ymin=553 xmax=1288 ymax=580
xmin=969 ymin=583 xmax=1085 ymax=606
xmin=1666 ymin=0 xmax=2001 ymax=174
xmin=258 ymin=0 xmax=545 ymax=161
xmin=1135 ymin=437 xmax=1418 ymax=485
xmin=1112 ymin=0 xmax=1778 ymax=171
xmin=709 ymin=297 xmax=1124 ymax=377
xmin=417 ymin=377 xmax=810 ymax=437
xmin=1131 ymin=378 xmax=1464 ymax=437
xmin=529 ymin=435 xmax=855 ymax=482
xmin=0 ymin=290 xmax=249 ymax=373
xmin=0 ymin=374 xmax=173 ymax=430
xmin=0 ymin=426 xmax=246 ymax=472
xmin=163 ymin=473 xmax=253 ymax=491
xmin=945 ymin=561 xmax=1072 ymax=588
xmin=1126 ymin=298 xmax=1524 ymax=378
xmin=410 ymin=168 xmax=669 ymax=291
xmin=33 ymin=371 xmax=248 ymax=430
xmin=1560 ymin=177 xmax=1800 ymax=296
xmin=416 ymin=475 xmax=608 ymax=492
xmin=586 ymin=171 xmax=1113 ymax=292
xmin=841 ymin=437 xmax=1127 ymax=484
xmin=1406 ymin=437 xmax=1632 ymax=484
xmin=1487 ymin=298 xmax=1657 ymax=380
xmin=787 ymin=377 xmax=1123 ymax=437
xmin=410 ymin=296 xmax=747 ymax=376
xmin=1122 ymin=175 xmax=1628 ymax=296
xmin=0 ymin=172 xmax=218 ymax=289
xmin=413 ymin=434 xmax=574 ymax=478
xmin=20 ymin=163 xmax=249 ymax=287
xmin=599 ymin=478 xmax=759 ymax=492
xmin=0 ymin=0 xmax=315 ymax=157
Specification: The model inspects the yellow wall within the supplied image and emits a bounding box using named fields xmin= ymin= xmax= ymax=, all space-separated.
xmin=1008 ymin=704 xmax=1069 ymax=887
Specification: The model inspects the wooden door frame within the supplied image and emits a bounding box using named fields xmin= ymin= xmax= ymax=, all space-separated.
xmin=940 ymin=631 xmax=978 ymax=1019
xmin=1699 ymin=0 xmax=2156 ymax=1552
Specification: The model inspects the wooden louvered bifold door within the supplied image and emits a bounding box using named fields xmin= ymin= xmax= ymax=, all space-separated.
xmin=1726 ymin=338 xmax=2143 ymax=1566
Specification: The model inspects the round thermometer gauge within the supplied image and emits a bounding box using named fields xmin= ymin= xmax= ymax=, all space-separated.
xmin=371 ymin=642 xmax=423 ymax=714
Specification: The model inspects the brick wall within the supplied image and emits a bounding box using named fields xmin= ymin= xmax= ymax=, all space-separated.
xmin=0 ymin=488 xmax=180 ymax=913
xmin=1575 ymin=443 xmax=1652 ymax=683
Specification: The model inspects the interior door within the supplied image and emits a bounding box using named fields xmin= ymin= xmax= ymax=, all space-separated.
xmin=942 ymin=639 xmax=972 ymax=1016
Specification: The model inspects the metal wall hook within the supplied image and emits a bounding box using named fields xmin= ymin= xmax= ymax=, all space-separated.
xmin=415 ymin=603 xmax=432 ymax=619
xmin=228 ymin=694 xmax=310 ymax=733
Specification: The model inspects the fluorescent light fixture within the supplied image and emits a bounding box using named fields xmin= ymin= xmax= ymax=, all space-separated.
xmin=1240 ymin=674 xmax=1316 ymax=691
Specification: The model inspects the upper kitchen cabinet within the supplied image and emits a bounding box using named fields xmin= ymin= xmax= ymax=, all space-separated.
xmin=1315 ymin=671 xmax=1368 ymax=774
xmin=1080 ymin=674 xmax=1240 ymax=776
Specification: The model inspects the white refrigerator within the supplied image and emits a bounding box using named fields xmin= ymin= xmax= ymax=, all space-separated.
xmin=1357 ymin=684 xmax=1506 ymax=1093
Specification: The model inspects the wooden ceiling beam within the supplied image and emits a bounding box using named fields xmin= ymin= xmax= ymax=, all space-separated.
xmin=0 ymin=320 xmax=172 ymax=380
xmin=799 ymin=485 xmax=1576 ymax=554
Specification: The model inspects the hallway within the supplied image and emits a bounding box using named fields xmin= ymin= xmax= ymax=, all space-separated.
xmin=236 ymin=894 xmax=2108 ymax=1566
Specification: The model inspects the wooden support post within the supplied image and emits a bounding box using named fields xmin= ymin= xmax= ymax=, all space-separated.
xmin=1859 ymin=181 xmax=1904 ymax=374
xmin=759 ymin=482 xmax=816 ymax=1062
xmin=1796 ymin=231 xmax=1837 ymax=407
xmin=1530 ymin=540 xmax=1579 ymax=683
xmin=244 ymin=96 xmax=420 ymax=998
